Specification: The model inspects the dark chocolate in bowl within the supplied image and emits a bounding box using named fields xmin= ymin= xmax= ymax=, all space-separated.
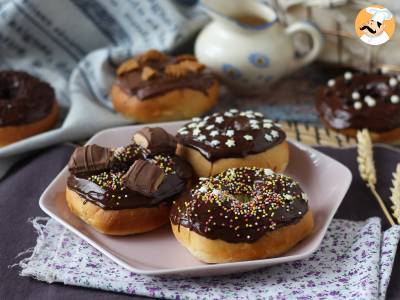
xmin=0 ymin=70 xmax=56 ymax=126
xmin=316 ymin=73 xmax=400 ymax=132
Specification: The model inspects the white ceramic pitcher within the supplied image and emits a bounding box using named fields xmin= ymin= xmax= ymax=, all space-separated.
xmin=195 ymin=0 xmax=323 ymax=94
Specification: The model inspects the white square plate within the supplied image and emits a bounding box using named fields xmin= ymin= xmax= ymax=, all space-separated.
xmin=39 ymin=121 xmax=352 ymax=277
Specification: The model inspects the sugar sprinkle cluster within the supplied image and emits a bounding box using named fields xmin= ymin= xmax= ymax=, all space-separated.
xmin=174 ymin=167 xmax=308 ymax=241
xmin=326 ymin=72 xmax=400 ymax=110
xmin=177 ymin=109 xmax=283 ymax=149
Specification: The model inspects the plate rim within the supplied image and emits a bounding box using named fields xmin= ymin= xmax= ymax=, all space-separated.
xmin=39 ymin=122 xmax=353 ymax=276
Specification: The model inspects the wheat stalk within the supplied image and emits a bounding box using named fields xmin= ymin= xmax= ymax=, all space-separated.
xmin=356 ymin=129 xmax=395 ymax=226
xmin=390 ymin=164 xmax=400 ymax=224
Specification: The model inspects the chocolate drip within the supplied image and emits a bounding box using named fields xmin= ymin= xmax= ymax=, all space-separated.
xmin=133 ymin=127 xmax=177 ymax=155
xmin=0 ymin=71 xmax=56 ymax=126
xmin=122 ymin=160 xmax=165 ymax=197
xmin=316 ymin=73 xmax=400 ymax=132
xmin=170 ymin=168 xmax=309 ymax=243
xmin=176 ymin=110 xmax=286 ymax=161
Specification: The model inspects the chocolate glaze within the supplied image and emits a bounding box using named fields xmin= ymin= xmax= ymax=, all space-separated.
xmin=316 ymin=73 xmax=400 ymax=132
xmin=67 ymin=142 xmax=192 ymax=210
xmin=0 ymin=71 xmax=55 ymax=126
xmin=170 ymin=167 xmax=309 ymax=243
xmin=115 ymin=53 xmax=215 ymax=100
xmin=176 ymin=110 xmax=286 ymax=161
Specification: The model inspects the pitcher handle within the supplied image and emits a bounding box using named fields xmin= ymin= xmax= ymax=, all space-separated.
xmin=286 ymin=22 xmax=323 ymax=68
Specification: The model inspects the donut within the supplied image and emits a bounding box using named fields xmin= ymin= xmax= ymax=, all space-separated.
xmin=316 ymin=71 xmax=400 ymax=142
xmin=110 ymin=49 xmax=219 ymax=123
xmin=175 ymin=109 xmax=289 ymax=177
xmin=66 ymin=127 xmax=192 ymax=235
xmin=170 ymin=167 xmax=313 ymax=263
xmin=0 ymin=70 xmax=59 ymax=146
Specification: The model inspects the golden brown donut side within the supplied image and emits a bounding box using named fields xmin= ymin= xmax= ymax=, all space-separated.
xmin=0 ymin=101 xmax=59 ymax=147
xmin=176 ymin=140 xmax=289 ymax=177
xmin=66 ymin=186 xmax=170 ymax=235
xmin=111 ymin=81 xmax=219 ymax=123
xmin=171 ymin=210 xmax=313 ymax=263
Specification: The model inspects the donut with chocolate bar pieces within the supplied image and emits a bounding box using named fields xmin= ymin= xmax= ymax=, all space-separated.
xmin=316 ymin=71 xmax=400 ymax=142
xmin=65 ymin=127 xmax=192 ymax=235
xmin=175 ymin=109 xmax=289 ymax=177
xmin=0 ymin=70 xmax=59 ymax=146
xmin=111 ymin=49 xmax=219 ymax=123
xmin=170 ymin=167 xmax=313 ymax=263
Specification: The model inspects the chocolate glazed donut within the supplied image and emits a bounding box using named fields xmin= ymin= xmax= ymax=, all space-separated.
xmin=0 ymin=71 xmax=59 ymax=146
xmin=65 ymin=128 xmax=193 ymax=236
xmin=110 ymin=49 xmax=219 ymax=123
xmin=316 ymin=72 xmax=400 ymax=142
xmin=175 ymin=109 xmax=289 ymax=177
xmin=170 ymin=167 xmax=314 ymax=263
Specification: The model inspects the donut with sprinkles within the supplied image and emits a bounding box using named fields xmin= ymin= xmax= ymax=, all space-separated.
xmin=176 ymin=109 xmax=289 ymax=177
xmin=170 ymin=167 xmax=314 ymax=263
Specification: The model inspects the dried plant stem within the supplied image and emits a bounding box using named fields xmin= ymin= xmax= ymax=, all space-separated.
xmin=368 ymin=184 xmax=395 ymax=226
xmin=390 ymin=164 xmax=400 ymax=224
xmin=357 ymin=129 xmax=395 ymax=226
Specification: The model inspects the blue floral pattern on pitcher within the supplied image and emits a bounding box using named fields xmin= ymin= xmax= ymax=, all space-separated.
xmin=248 ymin=53 xmax=270 ymax=68
xmin=221 ymin=64 xmax=242 ymax=80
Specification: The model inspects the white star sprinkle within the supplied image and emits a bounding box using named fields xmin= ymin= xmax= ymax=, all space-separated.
xmin=192 ymin=117 xmax=201 ymax=122
xmin=197 ymin=122 xmax=206 ymax=128
xmin=210 ymin=140 xmax=220 ymax=147
xmin=389 ymin=77 xmax=398 ymax=87
xmin=344 ymin=72 xmax=352 ymax=81
xmin=263 ymin=123 xmax=272 ymax=128
xmin=254 ymin=112 xmax=263 ymax=117
xmin=364 ymin=95 xmax=376 ymax=107
xmin=210 ymin=130 xmax=218 ymax=137
xmin=206 ymin=124 xmax=215 ymax=130
xmin=271 ymin=130 xmax=279 ymax=138
xmin=225 ymin=139 xmax=235 ymax=147
xmin=198 ymin=186 xmax=207 ymax=193
xmin=188 ymin=123 xmax=197 ymax=128
xmin=224 ymin=111 xmax=233 ymax=117
xmin=352 ymin=91 xmax=360 ymax=100
xmin=229 ymin=108 xmax=238 ymax=113
xmin=179 ymin=130 xmax=189 ymax=135
xmin=249 ymin=119 xmax=259 ymax=124
xmin=302 ymin=192 xmax=309 ymax=202
xmin=243 ymin=135 xmax=253 ymax=141
xmin=226 ymin=129 xmax=234 ymax=137
xmin=284 ymin=194 xmax=293 ymax=200
xmin=192 ymin=128 xmax=201 ymax=136
xmin=391 ymin=95 xmax=400 ymax=104
xmin=196 ymin=135 xmax=206 ymax=141
xmin=265 ymin=134 xmax=272 ymax=142
xmin=251 ymin=124 xmax=260 ymax=129
xmin=327 ymin=79 xmax=335 ymax=87
xmin=215 ymin=116 xmax=224 ymax=124
xmin=353 ymin=101 xmax=362 ymax=110
xmin=264 ymin=169 xmax=274 ymax=176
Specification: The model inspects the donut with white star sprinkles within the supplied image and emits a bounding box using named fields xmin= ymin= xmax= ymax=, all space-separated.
xmin=175 ymin=110 xmax=289 ymax=177
xmin=316 ymin=71 xmax=400 ymax=142
xmin=170 ymin=167 xmax=313 ymax=263
xmin=65 ymin=127 xmax=192 ymax=236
